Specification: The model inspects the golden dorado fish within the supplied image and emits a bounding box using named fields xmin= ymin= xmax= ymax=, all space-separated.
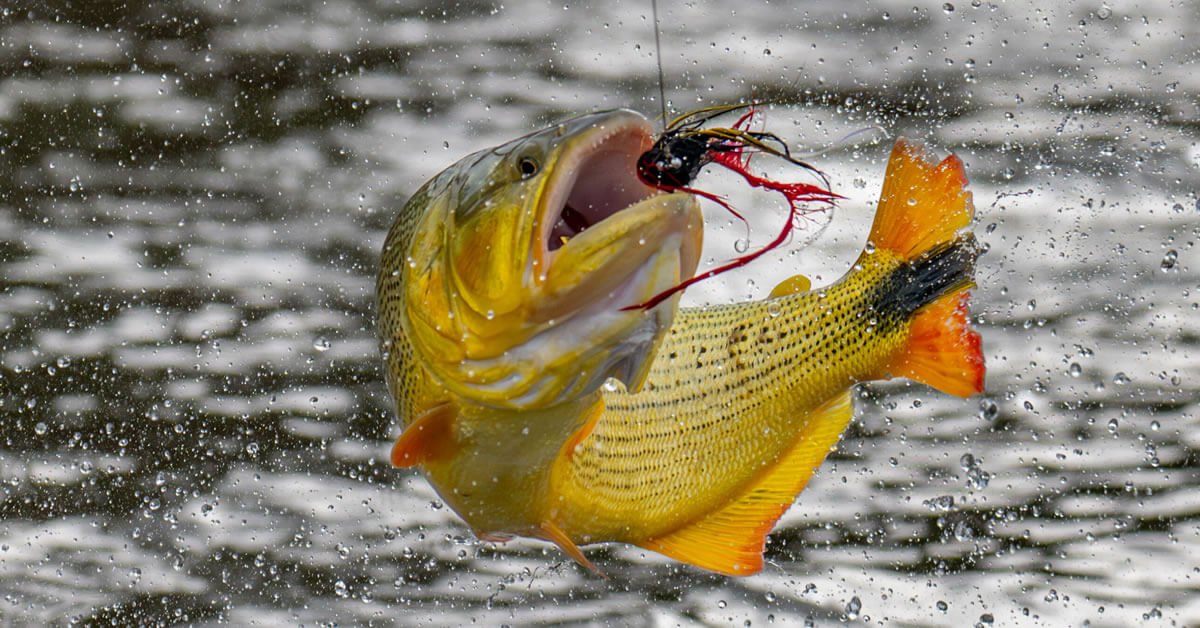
xmin=377 ymin=109 xmax=984 ymax=576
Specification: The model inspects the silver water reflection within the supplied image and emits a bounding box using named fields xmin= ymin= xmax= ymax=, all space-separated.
xmin=1 ymin=1 xmax=1197 ymax=625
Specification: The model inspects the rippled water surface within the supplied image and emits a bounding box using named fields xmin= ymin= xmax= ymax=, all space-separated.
xmin=2 ymin=0 xmax=1198 ymax=625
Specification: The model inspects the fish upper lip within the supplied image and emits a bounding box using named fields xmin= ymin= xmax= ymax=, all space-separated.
xmin=533 ymin=110 xmax=703 ymax=318
xmin=538 ymin=111 xmax=657 ymax=264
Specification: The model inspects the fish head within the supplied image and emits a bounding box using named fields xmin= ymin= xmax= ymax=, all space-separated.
xmin=396 ymin=109 xmax=703 ymax=409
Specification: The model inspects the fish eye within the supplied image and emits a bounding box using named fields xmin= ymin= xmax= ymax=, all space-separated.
xmin=518 ymin=156 xmax=539 ymax=178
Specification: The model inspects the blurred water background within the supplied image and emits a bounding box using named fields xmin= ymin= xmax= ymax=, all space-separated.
xmin=1 ymin=0 xmax=1198 ymax=625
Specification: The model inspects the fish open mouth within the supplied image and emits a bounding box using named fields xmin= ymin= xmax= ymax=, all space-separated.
xmin=544 ymin=119 xmax=657 ymax=252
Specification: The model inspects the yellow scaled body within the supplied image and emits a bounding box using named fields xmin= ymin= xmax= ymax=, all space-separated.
xmin=377 ymin=109 xmax=984 ymax=576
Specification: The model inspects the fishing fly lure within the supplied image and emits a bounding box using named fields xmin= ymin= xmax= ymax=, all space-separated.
xmin=628 ymin=104 xmax=841 ymax=310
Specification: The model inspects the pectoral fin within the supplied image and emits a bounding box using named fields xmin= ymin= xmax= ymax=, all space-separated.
xmin=390 ymin=402 xmax=458 ymax=468
xmin=560 ymin=400 xmax=605 ymax=461
xmin=638 ymin=391 xmax=855 ymax=576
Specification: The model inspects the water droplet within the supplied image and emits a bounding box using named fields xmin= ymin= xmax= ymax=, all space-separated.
xmin=863 ymin=241 xmax=876 ymax=254
xmin=766 ymin=301 xmax=782 ymax=317
xmin=924 ymin=495 xmax=955 ymax=511
xmin=733 ymin=238 xmax=751 ymax=253
xmin=978 ymin=399 xmax=999 ymax=421
xmin=717 ymin=600 xmax=727 ymax=609
xmin=967 ymin=467 xmax=991 ymax=490
xmin=313 ymin=336 xmax=331 ymax=352
xmin=1107 ymin=418 xmax=1119 ymax=433
xmin=1026 ymin=299 xmax=1036 ymax=311
xmin=56 ymin=356 xmax=71 ymax=368
xmin=1096 ymin=6 xmax=1112 ymax=19
xmin=959 ymin=453 xmax=976 ymax=470
xmin=1068 ymin=363 xmax=1082 ymax=377
xmin=845 ymin=596 xmax=862 ymax=619
xmin=936 ymin=600 xmax=949 ymax=612
xmin=1112 ymin=372 xmax=1130 ymax=385
xmin=246 ymin=442 xmax=260 ymax=456
xmin=1150 ymin=420 xmax=1160 ymax=431
xmin=34 ymin=422 xmax=47 ymax=435
xmin=602 ymin=378 xmax=621 ymax=393
xmin=943 ymin=3 xmax=955 ymax=12
xmin=1160 ymin=249 xmax=1178 ymax=270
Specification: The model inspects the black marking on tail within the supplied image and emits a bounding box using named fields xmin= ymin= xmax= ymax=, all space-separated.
xmin=873 ymin=235 xmax=980 ymax=324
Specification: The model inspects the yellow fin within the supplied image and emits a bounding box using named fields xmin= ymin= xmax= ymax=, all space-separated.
xmin=390 ymin=402 xmax=457 ymax=468
xmin=541 ymin=520 xmax=605 ymax=578
xmin=769 ymin=274 xmax=811 ymax=299
xmin=560 ymin=401 xmax=605 ymax=461
xmin=639 ymin=391 xmax=855 ymax=576
xmin=868 ymin=138 xmax=975 ymax=260
xmin=890 ymin=286 xmax=985 ymax=397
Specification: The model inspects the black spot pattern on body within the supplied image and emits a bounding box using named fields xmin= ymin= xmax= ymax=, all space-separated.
xmin=564 ymin=241 xmax=979 ymax=530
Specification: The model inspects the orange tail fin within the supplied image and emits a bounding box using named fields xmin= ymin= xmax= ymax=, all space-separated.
xmin=890 ymin=287 xmax=984 ymax=396
xmin=867 ymin=138 xmax=974 ymax=260
xmin=870 ymin=139 xmax=984 ymax=397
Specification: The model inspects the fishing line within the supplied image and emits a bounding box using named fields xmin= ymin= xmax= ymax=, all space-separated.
xmin=790 ymin=124 xmax=891 ymax=161
xmin=651 ymin=0 xmax=668 ymax=125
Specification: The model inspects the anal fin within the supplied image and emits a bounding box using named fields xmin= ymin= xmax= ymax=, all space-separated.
xmin=390 ymin=402 xmax=457 ymax=468
xmin=638 ymin=391 xmax=855 ymax=576
xmin=889 ymin=286 xmax=984 ymax=397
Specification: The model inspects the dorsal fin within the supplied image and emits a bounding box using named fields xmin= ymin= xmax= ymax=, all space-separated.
xmin=637 ymin=391 xmax=855 ymax=576
xmin=769 ymin=274 xmax=811 ymax=299
xmin=390 ymin=402 xmax=458 ymax=468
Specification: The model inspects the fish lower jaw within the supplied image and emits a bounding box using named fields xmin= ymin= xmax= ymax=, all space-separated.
xmin=512 ymin=244 xmax=683 ymax=407
xmin=436 ymin=240 xmax=685 ymax=410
